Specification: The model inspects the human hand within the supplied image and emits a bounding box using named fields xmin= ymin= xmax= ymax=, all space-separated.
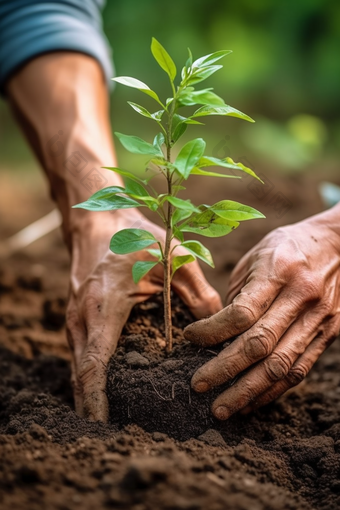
xmin=184 ymin=206 xmax=340 ymax=419
xmin=66 ymin=209 xmax=222 ymax=422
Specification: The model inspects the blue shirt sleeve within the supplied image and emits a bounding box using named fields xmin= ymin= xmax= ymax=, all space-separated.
xmin=0 ymin=0 xmax=114 ymax=95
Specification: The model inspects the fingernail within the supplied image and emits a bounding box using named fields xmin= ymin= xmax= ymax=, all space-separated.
xmin=214 ymin=406 xmax=229 ymax=420
xmin=193 ymin=381 xmax=209 ymax=392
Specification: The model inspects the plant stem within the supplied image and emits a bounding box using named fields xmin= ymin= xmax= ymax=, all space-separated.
xmin=163 ymin=172 xmax=173 ymax=353
xmin=163 ymin=98 xmax=176 ymax=353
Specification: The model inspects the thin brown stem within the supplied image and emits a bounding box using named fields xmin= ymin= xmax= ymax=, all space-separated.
xmin=163 ymin=92 xmax=177 ymax=353
xmin=163 ymin=170 xmax=173 ymax=353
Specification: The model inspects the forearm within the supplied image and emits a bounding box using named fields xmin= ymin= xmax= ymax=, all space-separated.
xmin=6 ymin=52 xmax=123 ymax=249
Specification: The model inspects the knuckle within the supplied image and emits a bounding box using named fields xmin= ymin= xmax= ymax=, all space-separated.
xmin=230 ymin=300 xmax=256 ymax=328
xmin=287 ymin=364 xmax=309 ymax=386
xmin=298 ymin=273 xmax=323 ymax=301
xmin=244 ymin=327 xmax=276 ymax=361
xmin=263 ymin=351 xmax=291 ymax=382
xmin=243 ymin=380 xmax=256 ymax=403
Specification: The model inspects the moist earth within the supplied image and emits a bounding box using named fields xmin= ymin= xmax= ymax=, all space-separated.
xmin=1 ymin=170 xmax=340 ymax=509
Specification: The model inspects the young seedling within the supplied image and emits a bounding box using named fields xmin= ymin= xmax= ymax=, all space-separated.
xmin=73 ymin=38 xmax=264 ymax=353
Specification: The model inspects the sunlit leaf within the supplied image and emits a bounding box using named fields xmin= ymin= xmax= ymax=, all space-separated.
xmin=192 ymin=50 xmax=232 ymax=68
xmin=110 ymin=229 xmax=158 ymax=254
xmin=178 ymin=89 xmax=225 ymax=107
xmin=112 ymin=76 xmax=162 ymax=105
xmin=210 ymin=200 xmax=265 ymax=221
xmin=181 ymin=240 xmax=214 ymax=267
xmin=181 ymin=221 xmax=239 ymax=238
xmin=151 ymin=37 xmax=177 ymax=81
xmin=128 ymin=102 xmax=163 ymax=122
xmin=224 ymin=157 xmax=263 ymax=181
xmin=192 ymin=105 xmax=255 ymax=122
xmin=153 ymin=132 xmax=165 ymax=153
xmin=132 ymin=260 xmax=158 ymax=283
xmin=191 ymin=167 xmax=241 ymax=179
xmin=175 ymin=138 xmax=206 ymax=179
xmin=187 ymin=65 xmax=223 ymax=85
xmin=180 ymin=208 xmax=240 ymax=237
xmin=172 ymin=254 xmax=195 ymax=275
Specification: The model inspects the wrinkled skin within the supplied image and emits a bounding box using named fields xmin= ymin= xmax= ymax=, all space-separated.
xmin=7 ymin=52 xmax=221 ymax=422
xmin=67 ymin=209 xmax=222 ymax=421
xmin=185 ymin=207 xmax=340 ymax=420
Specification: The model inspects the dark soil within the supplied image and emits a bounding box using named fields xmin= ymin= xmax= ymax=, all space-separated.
xmin=108 ymin=293 xmax=234 ymax=441
xmin=1 ymin=169 xmax=340 ymax=509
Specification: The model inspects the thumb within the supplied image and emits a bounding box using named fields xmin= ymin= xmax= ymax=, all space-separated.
xmin=171 ymin=259 xmax=222 ymax=319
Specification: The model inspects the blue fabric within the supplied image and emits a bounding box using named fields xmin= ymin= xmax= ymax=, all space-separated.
xmin=0 ymin=0 xmax=113 ymax=94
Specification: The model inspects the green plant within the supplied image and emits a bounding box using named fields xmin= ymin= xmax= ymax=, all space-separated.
xmin=73 ymin=38 xmax=264 ymax=353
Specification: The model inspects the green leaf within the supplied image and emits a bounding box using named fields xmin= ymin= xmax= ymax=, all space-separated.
xmin=171 ymin=208 xmax=193 ymax=226
xmin=172 ymin=254 xmax=195 ymax=275
xmin=175 ymin=138 xmax=206 ymax=179
xmin=173 ymin=226 xmax=184 ymax=242
xmin=198 ymin=156 xmax=242 ymax=169
xmin=132 ymin=260 xmax=158 ymax=283
xmin=112 ymin=76 xmax=162 ymax=105
xmin=72 ymin=187 xmax=141 ymax=211
xmin=178 ymin=89 xmax=225 ymax=107
xmin=103 ymin=166 xmax=148 ymax=184
xmin=147 ymin=248 xmax=163 ymax=260
xmin=128 ymin=102 xmax=163 ymax=121
xmin=115 ymin=132 xmax=162 ymax=156
xmin=181 ymin=221 xmax=239 ymax=238
xmin=187 ymin=65 xmax=223 ymax=85
xmin=186 ymin=47 xmax=193 ymax=68
xmin=172 ymin=185 xmax=186 ymax=193
xmin=192 ymin=50 xmax=232 ymax=68
xmin=153 ymin=133 xmax=165 ymax=152
xmin=210 ymin=200 xmax=265 ymax=221
xmin=180 ymin=208 xmax=240 ymax=238
xmin=191 ymin=167 xmax=241 ymax=179
xmin=181 ymin=240 xmax=214 ymax=267
xmin=172 ymin=121 xmax=187 ymax=144
xmin=192 ymin=105 xmax=255 ymax=122
xmin=110 ymin=229 xmax=158 ymax=254
xmin=123 ymin=178 xmax=159 ymax=211
xmin=224 ymin=157 xmax=263 ymax=182
xmin=171 ymin=114 xmax=203 ymax=144
xmin=128 ymin=101 xmax=153 ymax=119
xmin=164 ymin=196 xmax=200 ymax=212
xmin=123 ymin=177 xmax=149 ymax=197
xmin=151 ymin=37 xmax=177 ymax=81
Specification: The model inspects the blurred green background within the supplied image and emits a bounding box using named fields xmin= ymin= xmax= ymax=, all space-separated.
xmin=1 ymin=0 xmax=339 ymax=174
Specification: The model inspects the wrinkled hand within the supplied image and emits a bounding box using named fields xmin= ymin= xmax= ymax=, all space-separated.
xmin=66 ymin=209 xmax=222 ymax=422
xmin=185 ymin=207 xmax=340 ymax=420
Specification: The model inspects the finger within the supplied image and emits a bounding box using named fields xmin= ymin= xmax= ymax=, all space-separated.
xmin=190 ymin=290 xmax=305 ymax=393
xmin=171 ymin=259 xmax=223 ymax=319
xmin=210 ymin=311 xmax=323 ymax=420
xmin=184 ymin=275 xmax=281 ymax=346
xmin=66 ymin=296 xmax=87 ymax=417
xmin=241 ymin=324 xmax=339 ymax=413
xmin=77 ymin=291 xmax=134 ymax=422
